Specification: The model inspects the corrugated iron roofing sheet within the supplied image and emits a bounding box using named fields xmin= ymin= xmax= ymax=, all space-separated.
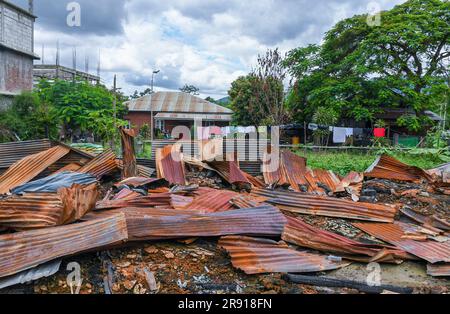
xmin=0 ymin=139 xmax=52 ymax=169
xmin=252 ymin=188 xmax=398 ymax=223
xmin=0 ymin=184 xmax=98 ymax=231
xmin=0 ymin=213 xmax=128 ymax=278
xmin=125 ymin=91 xmax=233 ymax=114
xmin=282 ymin=216 xmax=411 ymax=263
xmin=182 ymin=189 xmax=238 ymax=212
xmin=219 ymin=236 xmax=350 ymax=275
xmin=156 ymin=145 xmax=186 ymax=185
xmin=365 ymin=154 xmax=433 ymax=183
xmin=119 ymin=127 xmax=138 ymax=179
xmin=85 ymin=205 xmax=287 ymax=241
xmin=353 ymin=222 xmax=450 ymax=264
xmin=78 ymin=149 xmax=118 ymax=178
xmin=0 ymin=146 xmax=71 ymax=194
xmin=427 ymin=263 xmax=450 ymax=277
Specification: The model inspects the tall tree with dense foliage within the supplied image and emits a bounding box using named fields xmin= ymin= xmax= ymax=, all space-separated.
xmin=229 ymin=49 xmax=289 ymax=126
xmin=284 ymin=0 xmax=449 ymax=132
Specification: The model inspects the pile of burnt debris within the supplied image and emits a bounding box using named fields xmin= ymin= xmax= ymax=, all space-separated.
xmin=0 ymin=130 xmax=448 ymax=294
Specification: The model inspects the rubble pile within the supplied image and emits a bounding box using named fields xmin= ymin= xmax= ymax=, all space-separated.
xmin=0 ymin=137 xmax=448 ymax=294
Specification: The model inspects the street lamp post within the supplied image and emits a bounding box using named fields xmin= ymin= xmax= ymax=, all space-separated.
xmin=150 ymin=70 xmax=160 ymax=142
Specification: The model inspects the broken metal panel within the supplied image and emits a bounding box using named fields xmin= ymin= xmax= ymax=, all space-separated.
xmin=0 ymin=139 xmax=52 ymax=170
xmin=78 ymin=149 xmax=118 ymax=178
xmin=87 ymin=206 xmax=287 ymax=241
xmin=96 ymin=193 xmax=172 ymax=210
xmin=400 ymin=207 xmax=450 ymax=232
xmin=0 ymin=184 xmax=98 ymax=231
xmin=252 ymin=188 xmax=398 ymax=223
xmin=11 ymin=171 xmax=97 ymax=194
xmin=0 ymin=213 xmax=128 ymax=278
xmin=0 ymin=145 xmax=71 ymax=194
xmin=119 ymin=127 xmax=138 ymax=179
xmin=182 ymin=189 xmax=238 ymax=212
xmin=365 ymin=154 xmax=433 ymax=183
xmin=282 ymin=216 xmax=411 ymax=263
xmin=156 ymin=145 xmax=187 ymax=186
xmin=115 ymin=177 xmax=164 ymax=188
xmin=0 ymin=260 xmax=62 ymax=290
xmin=427 ymin=263 xmax=450 ymax=277
xmin=219 ymin=236 xmax=351 ymax=275
xmin=353 ymin=222 xmax=450 ymax=264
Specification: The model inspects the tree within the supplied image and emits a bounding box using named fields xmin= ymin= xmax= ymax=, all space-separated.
xmin=284 ymin=0 xmax=450 ymax=132
xmin=37 ymin=79 xmax=127 ymax=143
xmin=179 ymin=84 xmax=200 ymax=95
xmin=229 ymin=49 xmax=290 ymax=126
xmin=0 ymin=91 xmax=58 ymax=141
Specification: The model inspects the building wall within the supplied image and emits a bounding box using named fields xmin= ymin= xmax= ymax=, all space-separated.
xmin=0 ymin=48 xmax=33 ymax=92
xmin=126 ymin=111 xmax=153 ymax=130
xmin=0 ymin=1 xmax=35 ymax=96
xmin=0 ymin=2 xmax=34 ymax=53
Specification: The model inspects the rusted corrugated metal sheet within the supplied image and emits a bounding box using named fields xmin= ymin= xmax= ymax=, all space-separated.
xmin=230 ymin=194 xmax=266 ymax=209
xmin=207 ymin=160 xmax=251 ymax=188
xmin=96 ymin=193 xmax=172 ymax=210
xmin=85 ymin=205 xmax=287 ymax=241
xmin=219 ymin=236 xmax=350 ymax=275
xmin=119 ymin=127 xmax=138 ymax=179
xmin=182 ymin=189 xmax=238 ymax=212
xmin=282 ymin=216 xmax=412 ymax=263
xmin=115 ymin=177 xmax=163 ymax=188
xmin=156 ymin=145 xmax=186 ymax=185
xmin=353 ymin=222 xmax=450 ymax=264
xmin=252 ymin=188 xmax=398 ymax=223
xmin=0 ymin=139 xmax=52 ymax=170
xmin=400 ymin=207 xmax=450 ymax=232
xmin=0 ymin=213 xmax=128 ymax=278
xmin=52 ymin=163 xmax=82 ymax=174
xmin=0 ymin=146 xmax=71 ymax=194
xmin=0 ymin=184 xmax=98 ymax=231
xmin=427 ymin=263 xmax=450 ymax=277
xmin=263 ymin=150 xmax=349 ymax=194
xmin=78 ymin=149 xmax=118 ymax=178
xmin=365 ymin=154 xmax=433 ymax=183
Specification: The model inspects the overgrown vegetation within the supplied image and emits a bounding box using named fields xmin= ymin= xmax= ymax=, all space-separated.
xmin=0 ymin=79 xmax=128 ymax=144
xmin=294 ymin=149 xmax=446 ymax=176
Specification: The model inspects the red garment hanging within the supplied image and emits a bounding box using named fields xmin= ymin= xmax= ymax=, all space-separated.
xmin=374 ymin=128 xmax=386 ymax=138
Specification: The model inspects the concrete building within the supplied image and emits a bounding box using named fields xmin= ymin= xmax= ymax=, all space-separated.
xmin=0 ymin=0 xmax=39 ymax=109
xmin=125 ymin=91 xmax=233 ymax=136
xmin=34 ymin=64 xmax=100 ymax=85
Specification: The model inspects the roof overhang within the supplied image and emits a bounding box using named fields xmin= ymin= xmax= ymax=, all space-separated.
xmin=154 ymin=113 xmax=232 ymax=122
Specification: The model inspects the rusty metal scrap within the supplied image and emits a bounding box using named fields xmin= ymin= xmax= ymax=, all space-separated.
xmin=282 ymin=216 xmax=411 ymax=263
xmin=353 ymin=222 xmax=450 ymax=264
xmin=156 ymin=145 xmax=187 ymax=186
xmin=208 ymin=160 xmax=251 ymax=188
xmin=400 ymin=207 xmax=450 ymax=232
xmin=95 ymin=193 xmax=172 ymax=210
xmin=263 ymin=150 xmax=307 ymax=190
xmin=119 ymin=127 xmax=138 ymax=179
xmin=182 ymin=189 xmax=238 ymax=212
xmin=115 ymin=177 xmax=164 ymax=188
xmin=252 ymin=188 xmax=398 ymax=223
xmin=0 ymin=139 xmax=52 ymax=170
xmin=86 ymin=205 xmax=287 ymax=241
xmin=0 ymin=146 xmax=71 ymax=194
xmin=78 ymin=149 xmax=119 ymax=178
xmin=0 ymin=184 xmax=98 ymax=231
xmin=219 ymin=236 xmax=350 ymax=275
xmin=365 ymin=154 xmax=433 ymax=183
xmin=0 ymin=213 xmax=128 ymax=278
xmin=427 ymin=263 xmax=450 ymax=277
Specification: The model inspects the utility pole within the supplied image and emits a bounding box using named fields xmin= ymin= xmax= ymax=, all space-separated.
xmin=112 ymin=75 xmax=117 ymax=151
xmin=150 ymin=70 xmax=160 ymax=142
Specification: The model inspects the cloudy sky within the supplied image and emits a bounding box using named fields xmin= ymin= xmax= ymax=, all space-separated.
xmin=10 ymin=0 xmax=406 ymax=99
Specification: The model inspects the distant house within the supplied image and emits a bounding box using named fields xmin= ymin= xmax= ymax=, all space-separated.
xmin=0 ymin=0 xmax=39 ymax=109
xmin=124 ymin=91 xmax=233 ymax=136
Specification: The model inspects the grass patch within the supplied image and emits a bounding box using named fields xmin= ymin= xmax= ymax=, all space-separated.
xmin=293 ymin=150 xmax=443 ymax=177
